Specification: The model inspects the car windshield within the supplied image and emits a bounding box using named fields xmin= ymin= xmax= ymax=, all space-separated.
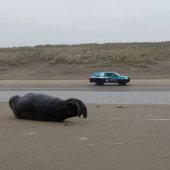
xmin=113 ymin=72 xmax=120 ymax=76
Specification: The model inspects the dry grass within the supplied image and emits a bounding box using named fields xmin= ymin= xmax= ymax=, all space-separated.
xmin=0 ymin=42 xmax=170 ymax=79
xmin=0 ymin=42 xmax=170 ymax=66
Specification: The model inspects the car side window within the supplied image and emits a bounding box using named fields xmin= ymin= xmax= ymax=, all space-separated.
xmin=105 ymin=73 xmax=111 ymax=76
xmin=106 ymin=73 xmax=117 ymax=77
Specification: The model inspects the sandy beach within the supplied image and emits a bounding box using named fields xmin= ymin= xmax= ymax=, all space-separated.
xmin=0 ymin=77 xmax=170 ymax=170
xmin=1 ymin=102 xmax=170 ymax=170
xmin=0 ymin=79 xmax=170 ymax=89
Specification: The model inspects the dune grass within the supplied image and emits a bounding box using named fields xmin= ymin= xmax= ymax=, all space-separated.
xmin=0 ymin=42 xmax=170 ymax=66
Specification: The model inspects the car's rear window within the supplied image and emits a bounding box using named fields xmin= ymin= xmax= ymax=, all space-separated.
xmin=92 ymin=72 xmax=104 ymax=77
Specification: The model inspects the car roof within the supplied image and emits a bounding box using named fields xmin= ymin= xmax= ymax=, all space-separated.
xmin=92 ymin=71 xmax=118 ymax=74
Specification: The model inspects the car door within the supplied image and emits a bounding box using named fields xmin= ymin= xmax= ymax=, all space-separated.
xmin=106 ymin=73 xmax=117 ymax=82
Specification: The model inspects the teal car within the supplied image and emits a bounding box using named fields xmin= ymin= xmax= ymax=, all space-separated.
xmin=89 ymin=71 xmax=130 ymax=86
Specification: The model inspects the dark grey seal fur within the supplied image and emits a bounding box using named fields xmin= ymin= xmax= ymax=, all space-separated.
xmin=9 ymin=93 xmax=87 ymax=122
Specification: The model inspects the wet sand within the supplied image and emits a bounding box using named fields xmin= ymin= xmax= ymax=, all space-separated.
xmin=1 ymin=103 xmax=170 ymax=170
xmin=0 ymin=79 xmax=170 ymax=90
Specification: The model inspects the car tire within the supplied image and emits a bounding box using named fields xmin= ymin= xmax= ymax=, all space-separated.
xmin=118 ymin=82 xmax=126 ymax=86
xmin=95 ymin=81 xmax=104 ymax=86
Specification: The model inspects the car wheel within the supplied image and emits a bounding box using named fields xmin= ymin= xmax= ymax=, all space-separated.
xmin=95 ymin=81 xmax=104 ymax=86
xmin=118 ymin=82 xmax=126 ymax=86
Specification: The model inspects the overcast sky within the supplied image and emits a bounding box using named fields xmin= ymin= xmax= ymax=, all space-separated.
xmin=0 ymin=0 xmax=170 ymax=47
